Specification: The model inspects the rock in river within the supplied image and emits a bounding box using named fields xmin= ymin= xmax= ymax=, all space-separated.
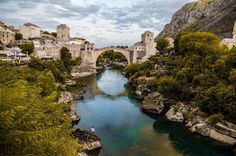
xmin=165 ymin=102 xmax=185 ymax=123
xmin=142 ymin=92 xmax=165 ymax=114
xmin=73 ymin=129 xmax=102 ymax=152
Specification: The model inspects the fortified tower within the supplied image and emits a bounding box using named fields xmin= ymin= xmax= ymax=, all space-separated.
xmin=57 ymin=24 xmax=70 ymax=42
xmin=233 ymin=21 xmax=236 ymax=39
xmin=141 ymin=31 xmax=156 ymax=56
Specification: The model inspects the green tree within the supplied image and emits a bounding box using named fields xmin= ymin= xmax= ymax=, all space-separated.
xmin=37 ymin=71 xmax=57 ymax=96
xmin=156 ymin=37 xmax=170 ymax=51
xmin=15 ymin=32 xmax=23 ymax=40
xmin=174 ymin=32 xmax=188 ymax=54
xmin=0 ymin=66 xmax=79 ymax=155
xmin=51 ymin=32 xmax=57 ymax=37
xmin=179 ymin=32 xmax=220 ymax=56
xmin=60 ymin=47 xmax=72 ymax=72
xmin=124 ymin=63 xmax=142 ymax=77
xmin=19 ymin=43 xmax=34 ymax=55
xmin=156 ymin=75 xmax=181 ymax=98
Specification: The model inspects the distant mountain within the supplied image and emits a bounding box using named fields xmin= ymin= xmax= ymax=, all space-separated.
xmin=156 ymin=0 xmax=236 ymax=40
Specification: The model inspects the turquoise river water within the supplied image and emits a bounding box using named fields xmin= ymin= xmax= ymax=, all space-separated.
xmin=75 ymin=69 xmax=233 ymax=156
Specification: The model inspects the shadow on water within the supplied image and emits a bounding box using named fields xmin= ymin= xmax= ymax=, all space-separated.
xmin=144 ymin=113 xmax=234 ymax=156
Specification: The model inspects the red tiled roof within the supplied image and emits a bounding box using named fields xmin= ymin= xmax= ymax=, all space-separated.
xmin=24 ymin=23 xmax=40 ymax=28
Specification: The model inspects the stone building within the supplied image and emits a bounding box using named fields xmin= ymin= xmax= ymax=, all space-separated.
xmin=20 ymin=23 xmax=40 ymax=39
xmin=0 ymin=25 xmax=15 ymax=45
xmin=221 ymin=21 xmax=236 ymax=49
xmin=57 ymin=24 xmax=70 ymax=42
xmin=70 ymin=37 xmax=86 ymax=45
xmin=132 ymin=31 xmax=157 ymax=63
xmin=33 ymin=40 xmax=61 ymax=59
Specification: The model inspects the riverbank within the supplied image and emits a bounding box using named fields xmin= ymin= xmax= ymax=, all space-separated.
xmin=126 ymin=73 xmax=236 ymax=146
xmin=72 ymin=68 xmax=234 ymax=156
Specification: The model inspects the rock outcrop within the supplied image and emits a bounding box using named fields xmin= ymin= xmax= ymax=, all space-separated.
xmin=165 ymin=102 xmax=186 ymax=123
xmin=189 ymin=121 xmax=236 ymax=145
xmin=59 ymin=91 xmax=73 ymax=103
xmin=156 ymin=0 xmax=236 ymax=40
xmin=59 ymin=91 xmax=80 ymax=123
xmin=71 ymin=63 xmax=96 ymax=79
xmin=73 ymin=129 xmax=102 ymax=151
xmin=142 ymin=92 xmax=165 ymax=114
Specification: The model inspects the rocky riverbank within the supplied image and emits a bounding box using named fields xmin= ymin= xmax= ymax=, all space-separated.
xmin=73 ymin=129 xmax=102 ymax=152
xmin=59 ymin=91 xmax=80 ymax=123
xmin=131 ymin=78 xmax=236 ymax=146
xmin=71 ymin=63 xmax=97 ymax=79
xmin=59 ymin=84 xmax=102 ymax=155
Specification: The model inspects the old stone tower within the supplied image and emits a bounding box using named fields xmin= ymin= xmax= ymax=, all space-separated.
xmin=57 ymin=24 xmax=70 ymax=42
xmin=233 ymin=21 xmax=236 ymax=39
xmin=141 ymin=31 xmax=156 ymax=56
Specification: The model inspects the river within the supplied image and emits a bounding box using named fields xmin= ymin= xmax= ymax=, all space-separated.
xmin=74 ymin=69 xmax=233 ymax=156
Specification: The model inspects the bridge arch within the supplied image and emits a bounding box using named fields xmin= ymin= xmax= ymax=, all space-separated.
xmin=92 ymin=48 xmax=131 ymax=67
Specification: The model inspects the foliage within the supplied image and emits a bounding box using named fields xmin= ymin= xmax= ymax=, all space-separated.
xmin=207 ymin=113 xmax=225 ymax=124
xmin=43 ymin=31 xmax=50 ymax=35
xmin=126 ymin=32 xmax=236 ymax=120
xmin=15 ymin=32 xmax=23 ymax=40
xmin=179 ymin=32 xmax=220 ymax=56
xmin=174 ymin=32 xmax=189 ymax=54
xmin=156 ymin=75 xmax=181 ymax=98
xmin=124 ymin=63 xmax=142 ymax=77
xmin=60 ymin=47 xmax=72 ymax=72
xmin=71 ymin=57 xmax=82 ymax=66
xmin=156 ymin=37 xmax=170 ymax=52
xmin=19 ymin=43 xmax=35 ymax=55
xmin=0 ymin=64 xmax=79 ymax=155
xmin=37 ymin=70 xmax=57 ymax=96
xmin=28 ymin=57 xmax=67 ymax=83
xmin=51 ymin=32 xmax=57 ymax=37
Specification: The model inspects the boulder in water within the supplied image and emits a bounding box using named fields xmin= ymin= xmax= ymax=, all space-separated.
xmin=73 ymin=129 xmax=102 ymax=152
xmin=142 ymin=92 xmax=165 ymax=114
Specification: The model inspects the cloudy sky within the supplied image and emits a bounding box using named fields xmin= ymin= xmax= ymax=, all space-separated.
xmin=0 ymin=0 xmax=195 ymax=48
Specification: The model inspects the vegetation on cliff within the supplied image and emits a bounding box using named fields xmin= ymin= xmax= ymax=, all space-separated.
xmin=125 ymin=32 xmax=236 ymax=121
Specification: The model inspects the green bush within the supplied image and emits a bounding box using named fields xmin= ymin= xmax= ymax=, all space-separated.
xmin=207 ymin=113 xmax=225 ymax=124
xmin=156 ymin=37 xmax=170 ymax=52
xmin=156 ymin=75 xmax=181 ymax=98
xmin=19 ymin=43 xmax=35 ymax=55
xmin=124 ymin=63 xmax=142 ymax=77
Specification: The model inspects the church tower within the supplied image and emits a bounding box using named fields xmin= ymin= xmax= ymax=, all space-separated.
xmin=233 ymin=21 xmax=236 ymax=39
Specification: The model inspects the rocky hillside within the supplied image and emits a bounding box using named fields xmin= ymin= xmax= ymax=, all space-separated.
xmin=156 ymin=0 xmax=236 ymax=40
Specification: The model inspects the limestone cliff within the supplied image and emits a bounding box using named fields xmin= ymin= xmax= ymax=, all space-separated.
xmin=156 ymin=0 xmax=236 ymax=40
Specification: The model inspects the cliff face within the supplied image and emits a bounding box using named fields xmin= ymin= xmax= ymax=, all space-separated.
xmin=156 ymin=0 xmax=236 ymax=40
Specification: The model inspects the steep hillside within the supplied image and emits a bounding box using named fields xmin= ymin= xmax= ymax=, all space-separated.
xmin=156 ymin=0 xmax=236 ymax=40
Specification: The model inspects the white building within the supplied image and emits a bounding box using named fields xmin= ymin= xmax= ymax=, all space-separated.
xmin=0 ymin=25 xmax=15 ymax=45
xmin=221 ymin=21 xmax=236 ymax=49
xmin=20 ymin=23 xmax=40 ymax=39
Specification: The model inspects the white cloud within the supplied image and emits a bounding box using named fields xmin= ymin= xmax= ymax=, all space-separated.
xmin=0 ymin=0 xmax=196 ymax=47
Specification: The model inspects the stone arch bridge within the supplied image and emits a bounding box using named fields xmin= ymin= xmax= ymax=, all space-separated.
xmin=80 ymin=47 xmax=132 ymax=67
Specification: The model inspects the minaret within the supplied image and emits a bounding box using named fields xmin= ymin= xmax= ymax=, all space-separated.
xmin=233 ymin=21 xmax=236 ymax=39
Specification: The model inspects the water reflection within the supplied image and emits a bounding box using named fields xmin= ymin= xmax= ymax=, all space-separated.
xmin=75 ymin=69 xmax=233 ymax=156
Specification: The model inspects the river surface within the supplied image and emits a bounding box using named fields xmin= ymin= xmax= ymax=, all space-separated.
xmin=75 ymin=69 xmax=233 ymax=156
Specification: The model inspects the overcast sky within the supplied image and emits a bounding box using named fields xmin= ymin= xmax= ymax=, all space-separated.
xmin=0 ymin=0 xmax=195 ymax=48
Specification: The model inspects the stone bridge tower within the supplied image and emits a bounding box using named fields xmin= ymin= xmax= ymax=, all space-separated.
xmin=57 ymin=24 xmax=70 ymax=42
xmin=141 ymin=31 xmax=156 ymax=56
